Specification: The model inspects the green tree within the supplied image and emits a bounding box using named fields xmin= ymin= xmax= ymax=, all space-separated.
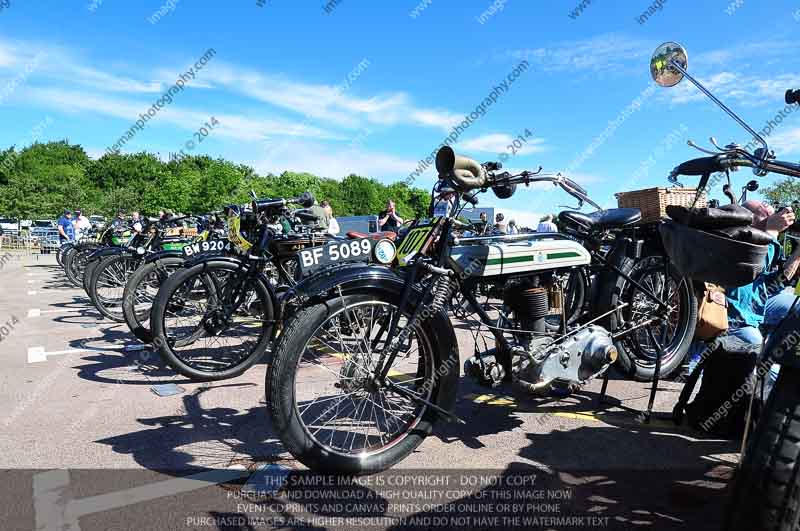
xmin=762 ymin=178 xmax=800 ymax=206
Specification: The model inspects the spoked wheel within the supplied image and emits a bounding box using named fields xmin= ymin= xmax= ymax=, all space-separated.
xmin=269 ymin=293 xmax=453 ymax=475
xmin=64 ymin=244 xmax=99 ymax=287
xmin=122 ymin=256 xmax=184 ymax=343
xmin=725 ymin=367 xmax=800 ymax=531
xmin=605 ymin=255 xmax=697 ymax=381
xmin=150 ymin=259 xmax=275 ymax=381
xmin=90 ymin=255 xmax=141 ymax=321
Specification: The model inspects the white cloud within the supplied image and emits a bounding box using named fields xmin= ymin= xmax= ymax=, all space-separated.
xmin=25 ymin=88 xmax=343 ymax=143
xmin=206 ymin=61 xmax=462 ymax=132
xmin=251 ymin=140 xmax=425 ymax=181
xmin=769 ymin=127 xmax=800 ymax=155
xmin=506 ymin=33 xmax=654 ymax=73
xmin=458 ymin=133 xmax=547 ymax=155
xmin=668 ymin=71 xmax=800 ymax=107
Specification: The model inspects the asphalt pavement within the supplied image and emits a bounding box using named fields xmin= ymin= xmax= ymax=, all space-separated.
xmin=0 ymin=252 xmax=739 ymax=530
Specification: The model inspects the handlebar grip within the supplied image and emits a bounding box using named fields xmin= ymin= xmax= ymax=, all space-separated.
xmin=786 ymin=89 xmax=800 ymax=106
xmin=674 ymin=156 xmax=725 ymax=176
xmin=564 ymin=177 xmax=587 ymax=196
xmin=252 ymin=198 xmax=286 ymax=212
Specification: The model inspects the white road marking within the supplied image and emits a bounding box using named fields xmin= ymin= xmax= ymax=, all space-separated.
xmin=28 ymin=290 xmax=38 ymax=295
xmin=27 ymin=344 xmax=148 ymax=363
xmin=34 ymin=468 xmax=249 ymax=531
xmin=27 ymin=308 xmax=85 ymax=318
xmin=27 ymin=279 xmax=41 ymax=283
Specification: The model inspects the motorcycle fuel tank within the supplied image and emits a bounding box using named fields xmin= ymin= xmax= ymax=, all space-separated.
xmin=448 ymin=233 xmax=590 ymax=278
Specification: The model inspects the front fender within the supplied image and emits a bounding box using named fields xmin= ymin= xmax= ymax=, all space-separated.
xmin=144 ymin=249 xmax=184 ymax=265
xmin=284 ymin=262 xmax=460 ymax=414
xmin=182 ymin=253 xmax=245 ymax=270
xmin=87 ymin=246 xmax=127 ymax=263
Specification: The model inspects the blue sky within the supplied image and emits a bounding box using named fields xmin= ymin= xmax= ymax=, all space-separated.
xmin=1 ymin=0 xmax=799 ymax=225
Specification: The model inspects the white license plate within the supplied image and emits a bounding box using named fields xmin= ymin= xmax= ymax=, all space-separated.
xmin=298 ymin=239 xmax=373 ymax=275
xmin=182 ymin=240 xmax=231 ymax=257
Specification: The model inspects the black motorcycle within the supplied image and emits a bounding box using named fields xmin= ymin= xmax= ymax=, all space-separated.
xmin=652 ymin=41 xmax=800 ymax=531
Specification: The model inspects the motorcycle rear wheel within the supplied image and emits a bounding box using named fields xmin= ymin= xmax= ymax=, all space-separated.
xmin=122 ymin=256 xmax=184 ymax=343
xmin=602 ymin=255 xmax=696 ymax=381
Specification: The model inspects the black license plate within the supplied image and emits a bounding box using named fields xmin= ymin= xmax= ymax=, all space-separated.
xmin=182 ymin=240 xmax=231 ymax=258
xmin=297 ymin=238 xmax=374 ymax=275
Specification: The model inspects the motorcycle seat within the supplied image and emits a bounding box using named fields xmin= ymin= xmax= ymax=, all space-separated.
xmin=559 ymin=208 xmax=642 ymax=230
xmin=346 ymin=231 xmax=397 ymax=241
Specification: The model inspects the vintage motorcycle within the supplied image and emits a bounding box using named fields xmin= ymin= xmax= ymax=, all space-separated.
xmin=266 ymin=146 xmax=693 ymax=474
xmin=651 ymin=41 xmax=800 ymax=531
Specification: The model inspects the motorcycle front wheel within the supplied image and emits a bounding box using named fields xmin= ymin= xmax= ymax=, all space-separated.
xmin=268 ymin=292 xmax=450 ymax=475
xmin=122 ymin=256 xmax=184 ymax=343
xmin=150 ymin=260 xmax=274 ymax=381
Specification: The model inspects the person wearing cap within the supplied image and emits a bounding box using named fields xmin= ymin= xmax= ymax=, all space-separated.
xmin=73 ymin=209 xmax=91 ymax=241
xmin=57 ymin=210 xmax=75 ymax=243
xmin=111 ymin=210 xmax=127 ymax=230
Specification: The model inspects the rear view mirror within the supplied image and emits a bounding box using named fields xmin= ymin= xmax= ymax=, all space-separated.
xmin=650 ymin=42 xmax=688 ymax=87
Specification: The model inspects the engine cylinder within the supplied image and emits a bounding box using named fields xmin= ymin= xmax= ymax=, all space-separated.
xmin=518 ymin=286 xmax=549 ymax=333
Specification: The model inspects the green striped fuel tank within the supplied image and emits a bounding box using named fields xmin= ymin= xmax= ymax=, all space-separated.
xmin=447 ymin=233 xmax=590 ymax=278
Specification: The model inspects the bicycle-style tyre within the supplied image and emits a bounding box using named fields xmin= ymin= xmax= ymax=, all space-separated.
xmin=122 ymin=256 xmax=184 ymax=343
xmin=89 ymin=254 xmax=141 ymax=322
xmin=725 ymin=366 xmax=800 ymax=531
xmin=64 ymin=243 xmax=99 ymax=288
xmin=268 ymin=292 xmax=456 ymax=475
xmin=150 ymin=259 xmax=275 ymax=381
xmin=601 ymin=255 xmax=697 ymax=381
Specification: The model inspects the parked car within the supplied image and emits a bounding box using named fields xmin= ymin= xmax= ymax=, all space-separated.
xmin=89 ymin=215 xmax=107 ymax=230
xmin=0 ymin=217 xmax=19 ymax=236
xmin=30 ymin=219 xmax=56 ymax=238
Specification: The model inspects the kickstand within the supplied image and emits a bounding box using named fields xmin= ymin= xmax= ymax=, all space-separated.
xmin=642 ymin=325 xmax=666 ymax=424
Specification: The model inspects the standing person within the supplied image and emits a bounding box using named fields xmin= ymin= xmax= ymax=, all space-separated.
xmin=537 ymin=214 xmax=558 ymax=233
xmin=494 ymin=213 xmax=507 ymax=233
xmin=479 ymin=211 xmax=489 ymax=234
xmin=111 ymin=210 xmax=127 ymax=230
xmin=305 ymin=202 xmax=329 ymax=231
xmin=321 ymin=200 xmax=340 ymax=235
xmin=73 ymin=209 xmax=91 ymax=241
xmin=130 ymin=211 xmax=143 ymax=234
xmin=57 ymin=210 xmax=75 ymax=243
xmin=379 ymin=200 xmax=403 ymax=233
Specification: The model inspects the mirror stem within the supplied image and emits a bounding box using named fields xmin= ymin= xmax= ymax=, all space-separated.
xmin=669 ymin=59 xmax=769 ymax=160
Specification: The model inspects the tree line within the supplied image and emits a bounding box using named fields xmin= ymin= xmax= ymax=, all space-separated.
xmin=0 ymin=141 xmax=432 ymax=221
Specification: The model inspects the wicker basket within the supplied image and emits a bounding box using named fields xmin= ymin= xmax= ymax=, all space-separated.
xmin=616 ymin=187 xmax=707 ymax=224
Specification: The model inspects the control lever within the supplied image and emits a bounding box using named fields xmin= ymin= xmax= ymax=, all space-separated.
xmin=687 ymin=140 xmax=719 ymax=155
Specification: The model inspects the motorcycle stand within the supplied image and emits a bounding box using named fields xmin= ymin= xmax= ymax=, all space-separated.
xmin=596 ymin=322 xmax=667 ymax=425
